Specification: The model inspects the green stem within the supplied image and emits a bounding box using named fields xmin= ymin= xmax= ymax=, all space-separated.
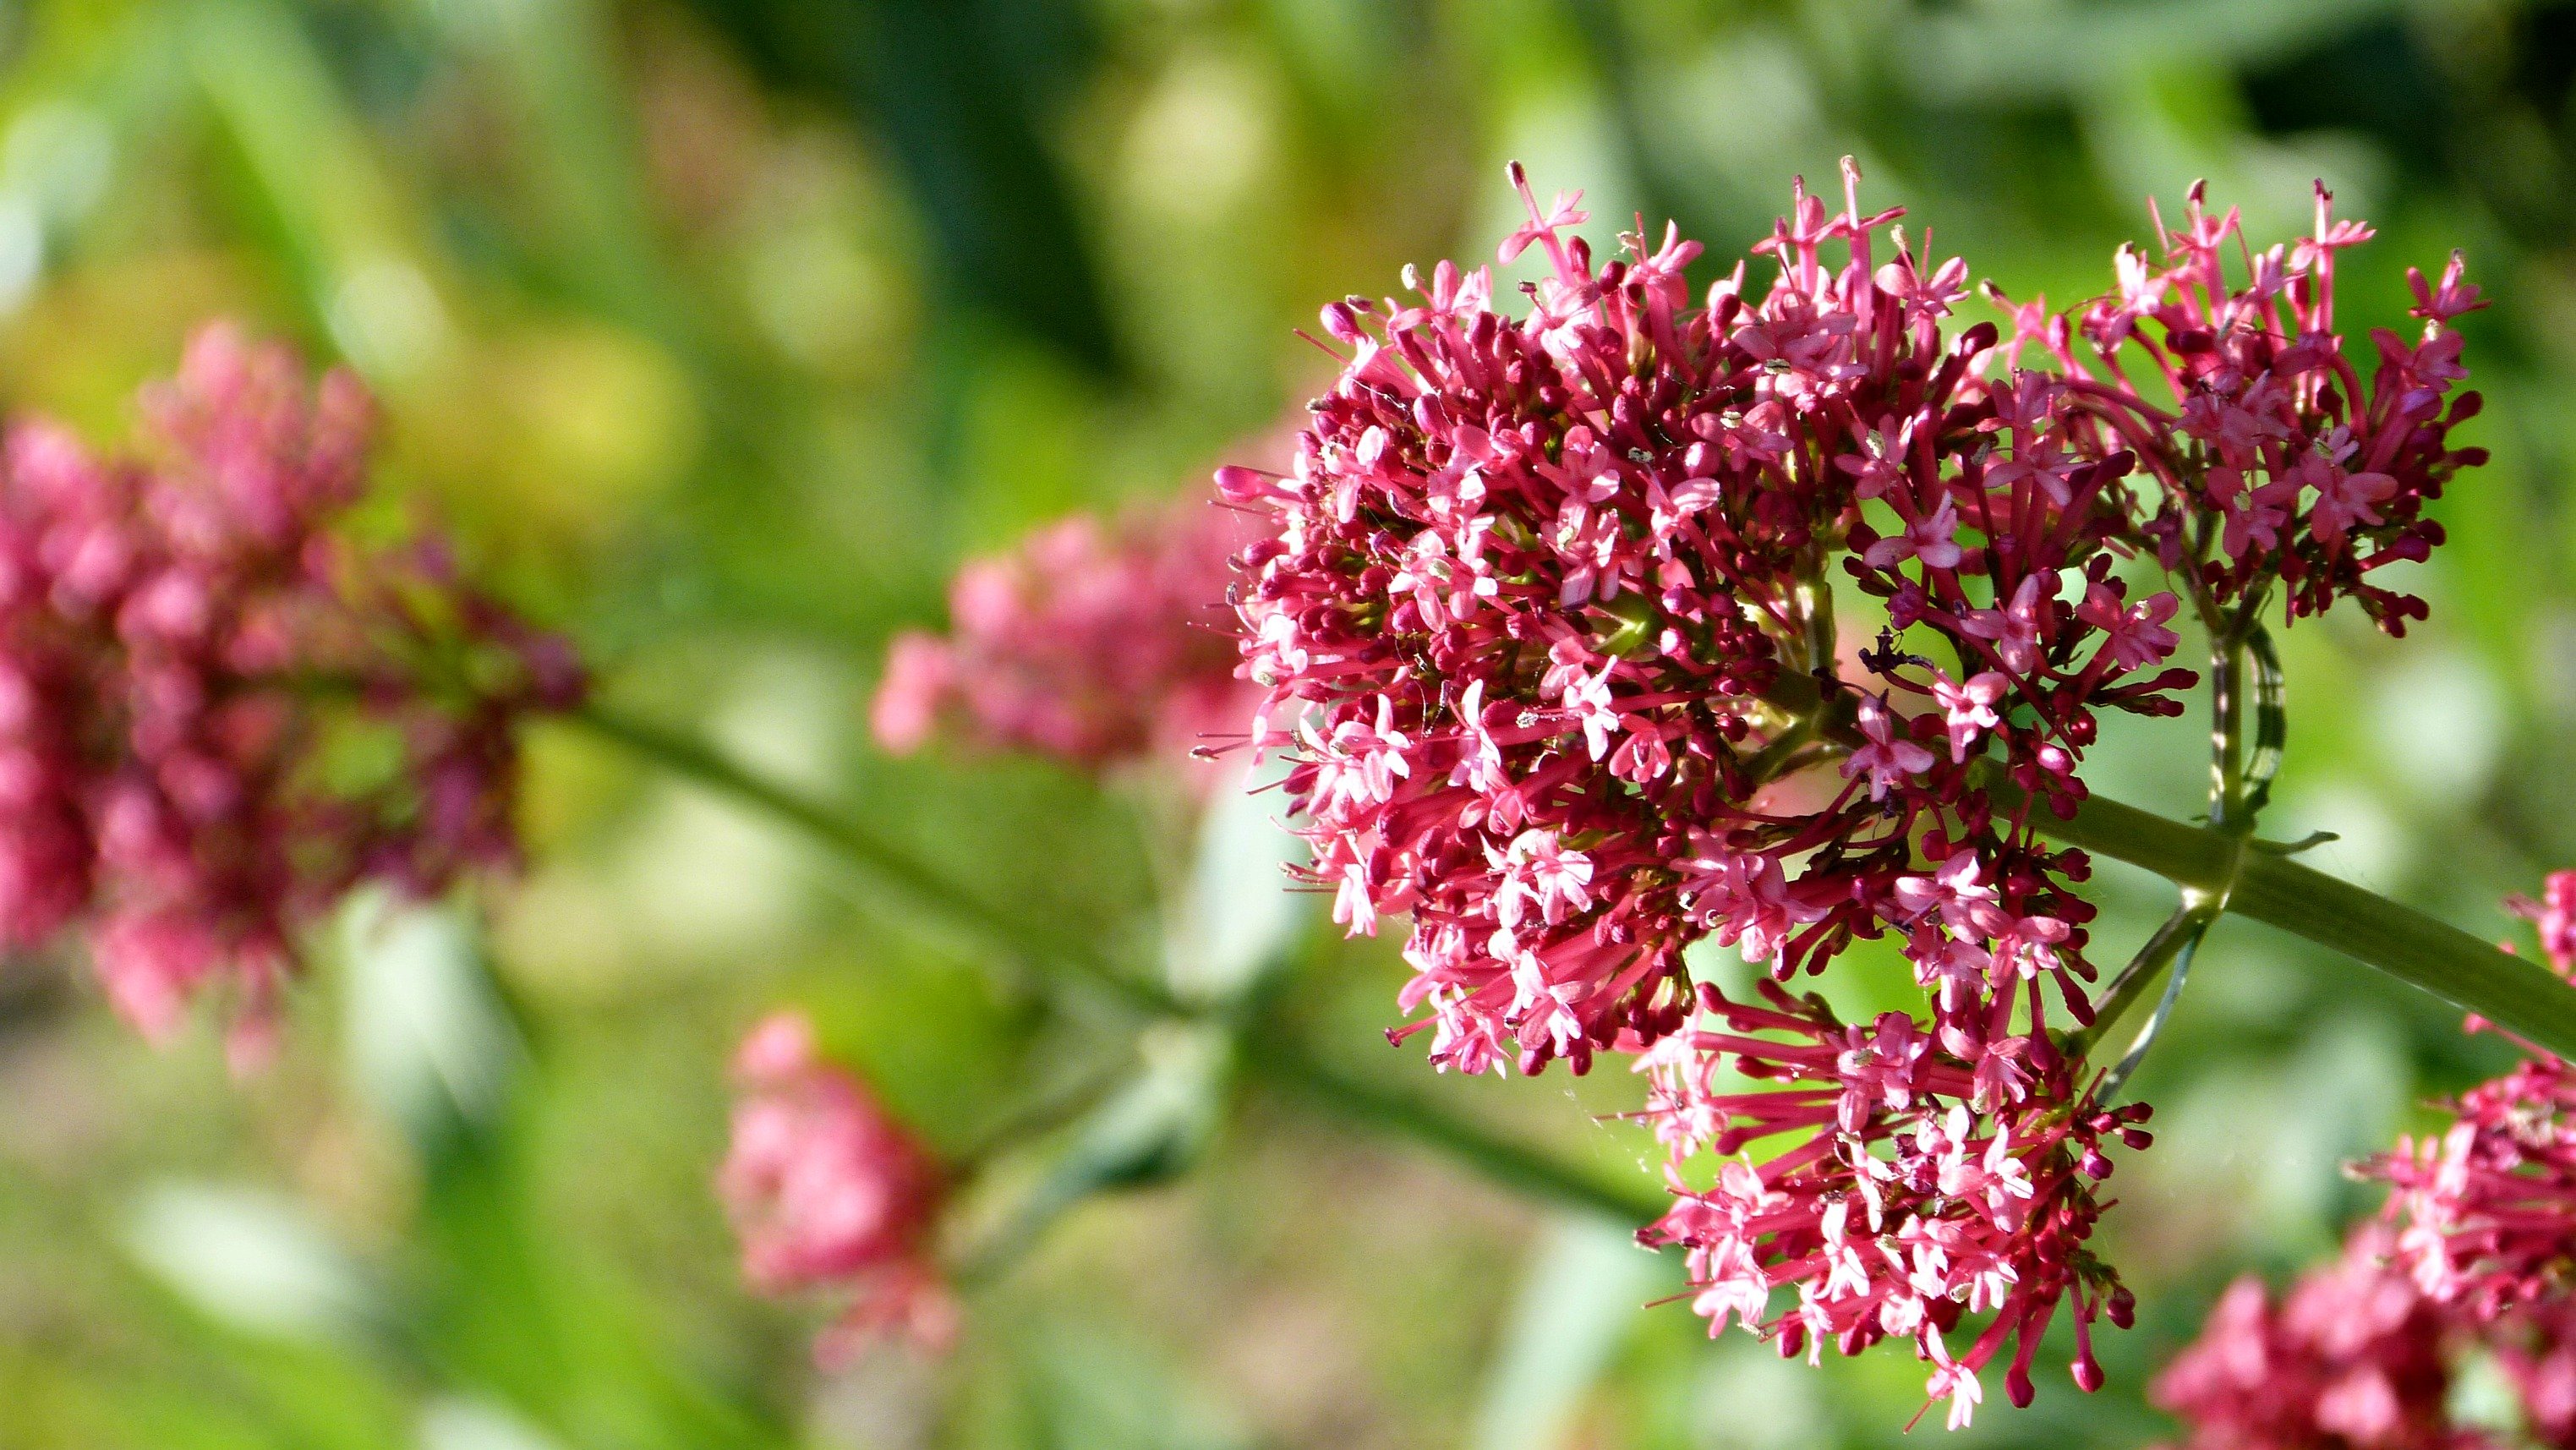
xmin=562 ymin=702 xmax=1669 ymax=1223
xmin=1242 ymin=1034 xmax=1668 ymax=1224
xmin=2032 ymin=791 xmax=2576 ymax=1059
xmin=2207 ymin=627 xmax=2248 ymax=834
xmin=1757 ymin=668 xmax=2576 ymax=1059
xmin=2078 ymin=900 xmax=2212 ymax=1053
xmin=562 ymin=701 xmax=1180 ymax=1017
xmin=2099 ymin=922 xmax=2206 ymax=1100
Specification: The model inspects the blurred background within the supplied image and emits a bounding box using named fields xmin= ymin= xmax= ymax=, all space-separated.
xmin=0 ymin=1 xmax=2573 ymax=1446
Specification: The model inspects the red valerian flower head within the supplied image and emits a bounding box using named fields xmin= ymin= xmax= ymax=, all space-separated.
xmin=718 ymin=1010 xmax=955 ymax=1363
xmin=1227 ymin=161 xmax=2190 ymax=1086
xmin=2054 ymin=180 xmax=2487 ymax=636
xmin=0 ymin=324 xmax=582 ymax=1062
xmin=1636 ymin=982 xmax=2148 ymax=1426
xmin=872 ymin=491 xmax=1262 ymax=780
xmin=2150 ymin=1226 xmax=2474 ymax=1450
xmin=1227 ymin=160 xmax=2481 ymax=1423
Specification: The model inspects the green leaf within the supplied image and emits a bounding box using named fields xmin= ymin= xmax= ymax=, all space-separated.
xmin=337 ymin=891 xmax=522 ymax=1158
xmin=121 ymin=1183 xmax=380 ymax=1343
xmin=1471 ymin=1215 xmax=1669 ymax=1450
xmin=1168 ymin=758 xmax=1306 ymax=1004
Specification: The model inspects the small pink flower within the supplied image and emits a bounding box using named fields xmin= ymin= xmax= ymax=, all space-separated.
xmin=1841 ymin=694 xmax=1935 ymax=802
xmin=1494 ymin=829 xmax=1593 ymax=928
xmin=2076 ymin=585 xmax=2181 ymax=672
xmin=871 ymin=486 xmax=1266 ymax=777
xmin=1863 ymin=496 xmax=1964 ymax=570
xmin=2408 ymin=250 xmax=2486 ymax=325
xmin=1497 ymin=165 xmax=1589 ymax=265
xmin=1956 ymin=575 xmax=2054 ymax=676
xmin=1680 ymin=846 xmax=1826 ymax=969
xmin=2305 ymin=457 xmax=2401 ymax=551
xmin=1932 ymin=671 xmax=2010 ymax=761
xmin=1307 ymin=694 xmax=1413 ymax=809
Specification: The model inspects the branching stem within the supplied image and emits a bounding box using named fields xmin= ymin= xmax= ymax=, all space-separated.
xmin=559 ymin=702 xmax=1666 ymax=1226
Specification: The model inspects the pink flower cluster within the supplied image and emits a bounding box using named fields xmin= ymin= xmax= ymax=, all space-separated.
xmin=2374 ymin=1049 xmax=2576 ymax=1323
xmin=2152 ymin=1223 xmax=2576 ymax=1449
xmin=718 ymin=1010 xmax=954 ymax=1363
xmin=872 ymin=494 xmax=1261 ymax=776
xmin=0 ymin=324 xmax=579 ymax=1059
xmin=1637 ymin=982 xmax=2149 ymax=1428
xmin=1222 ymin=162 xmax=2483 ymax=1420
xmin=2152 ymin=874 xmax=2576 ymax=1449
xmin=2152 ymin=1227 xmax=2477 ymax=1450
xmin=2366 ymin=872 xmax=2576 ymax=1321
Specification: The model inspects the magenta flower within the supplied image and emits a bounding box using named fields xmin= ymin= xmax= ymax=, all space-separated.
xmin=1636 ymin=982 xmax=2149 ymax=1422
xmin=1225 ymin=162 xmax=2202 ymax=1092
xmin=871 ymin=490 xmax=1262 ymax=780
xmin=2367 ymin=1051 xmax=2576 ymax=1320
xmin=2361 ymin=874 xmax=2576 ymax=1322
xmin=1222 ymin=160 xmax=2485 ymax=1420
xmin=2150 ymin=1227 xmax=2472 ymax=1450
xmin=719 ymin=1010 xmax=955 ymax=1363
xmin=0 ymin=325 xmax=580 ymax=1061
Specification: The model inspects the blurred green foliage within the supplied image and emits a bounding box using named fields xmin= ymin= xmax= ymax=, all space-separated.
xmin=3 ymin=1 xmax=2576 ymax=1447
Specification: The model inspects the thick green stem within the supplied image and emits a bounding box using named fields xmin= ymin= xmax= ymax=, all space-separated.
xmin=1757 ymin=668 xmax=2576 ymax=1059
xmin=2032 ymin=791 xmax=2576 ymax=1059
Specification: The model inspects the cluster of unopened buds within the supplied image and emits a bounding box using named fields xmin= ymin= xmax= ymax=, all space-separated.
xmin=2154 ymin=873 xmax=2576 ymax=1450
xmin=1220 ymin=160 xmax=2487 ymax=1424
xmin=0 ymin=323 xmax=581 ymax=1064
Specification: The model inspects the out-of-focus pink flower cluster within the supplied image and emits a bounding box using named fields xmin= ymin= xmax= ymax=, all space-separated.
xmin=2152 ymin=1227 xmax=2482 ymax=1450
xmin=2154 ymin=874 xmax=2576 ymax=1449
xmin=0 ymin=323 xmax=580 ymax=1062
xmin=718 ymin=1010 xmax=954 ymax=1364
xmin=872 ymin=494 xmax=1262 ymax=777
xmin=1222 ymin=161 xmax=2484 ymax=1422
